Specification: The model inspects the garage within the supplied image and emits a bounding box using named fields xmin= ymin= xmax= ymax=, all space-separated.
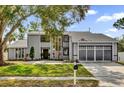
xmin=79 ymin=45 xmax=112 ymax=62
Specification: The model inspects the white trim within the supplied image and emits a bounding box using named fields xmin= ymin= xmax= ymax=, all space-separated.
xmin=78 ymin=41 xmax=118 ymax=43
xmin=80 ymin=61 xmax=112 ymax=63
xmin=77 ymin=41 xmax=79 ymax=60
xmin=103 ymin=46 xmax=104 ymax=61
xmin=86 ymin=46 xmax=87 ymax=62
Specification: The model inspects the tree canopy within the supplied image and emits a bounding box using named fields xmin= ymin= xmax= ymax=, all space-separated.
xmin=113 ymin=17 xmax=124 ymax=52
xmin=117 ymin=35 xmax=124 ymax=52
xmin=0 ymin=5 xmax=89 ymax=65
xmin=113 ymin=17 xmax=124 ymax=30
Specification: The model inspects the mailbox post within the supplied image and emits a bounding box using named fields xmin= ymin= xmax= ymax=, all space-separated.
xmin=73 ymin=60 xmax=78 ymax=85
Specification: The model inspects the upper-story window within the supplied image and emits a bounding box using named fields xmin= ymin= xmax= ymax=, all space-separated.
xmin=63 ymin=35 xmax=69 ymax=42
xmin=41 ymin=35 xmax=50 ymax=42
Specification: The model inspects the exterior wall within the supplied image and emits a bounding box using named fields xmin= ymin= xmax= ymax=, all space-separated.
xmin=28 ymin=35 xmax=41 ymax=59
xmin=8 ymin=32 xmax=117 ymax=61
xmin=8 ymin=48 xmax=15 ymax=60
xmin=118 ymin=52 xmax=124 ymax=61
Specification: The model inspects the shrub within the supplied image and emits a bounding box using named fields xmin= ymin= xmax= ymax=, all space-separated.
xmin=30 ymin=46 xmax=35 ymax=60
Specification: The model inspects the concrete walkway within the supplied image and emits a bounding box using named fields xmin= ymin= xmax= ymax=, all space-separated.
xmin=8 ymin=60 xmax=73 ymax=64
xmin=0 ymin=77 xmax=96 ymax=80
xmin=82 ymin=62 xmax=124 ymax=87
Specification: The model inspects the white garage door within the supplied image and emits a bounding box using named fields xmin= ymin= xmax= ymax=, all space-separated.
xmin=79 ymin=45 xmax=112 ymax=62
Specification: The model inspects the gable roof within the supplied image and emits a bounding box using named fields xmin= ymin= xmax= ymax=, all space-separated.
xmin=8 ymin=40 xmax=27 ymax=48
xmin=65 ymin=31 xmax=117 ymax=42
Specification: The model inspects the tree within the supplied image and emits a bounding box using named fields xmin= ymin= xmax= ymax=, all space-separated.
xmin=18 ymin=25 xmax=26 ymax=40
xmin=117 ymin=35 xmax=124 ymax=52
xmin=113 ymin=18 xmax=124 ymax=52
xmin=30 ymin=46 xmax=35 ymax=60
xmin=0 ymin=5 xmax=89 ymax=65
xmin=29 ymin=21 xmax=40 ymax=32
xmin=113 ymin=17 xmax=124 ymax=30
xmin=9 ymin=33 xmax=18 ymax=43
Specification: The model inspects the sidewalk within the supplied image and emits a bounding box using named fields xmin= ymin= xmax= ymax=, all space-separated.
xmin=0 ymin=77 xmax=97 ymax=80
xmin=7 ymin=60 xmax=73 ymax=64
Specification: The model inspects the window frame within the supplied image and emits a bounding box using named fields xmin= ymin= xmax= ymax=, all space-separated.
xmin=40 ymin=35 xmax=50 ymax=42
xmin=63 ymin=35 xmax=69 ymax=42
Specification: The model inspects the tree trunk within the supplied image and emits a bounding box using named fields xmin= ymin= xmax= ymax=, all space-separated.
xmin=0 ymin=45 xmax=4 ymax=66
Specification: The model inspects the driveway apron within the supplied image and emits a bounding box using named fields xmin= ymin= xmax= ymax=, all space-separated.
xmin=82 ymin=62 xmax=124 ymax=87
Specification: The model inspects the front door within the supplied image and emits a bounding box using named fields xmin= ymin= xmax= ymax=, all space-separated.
xmin=43 ymin=49 xmax=48 ymax=59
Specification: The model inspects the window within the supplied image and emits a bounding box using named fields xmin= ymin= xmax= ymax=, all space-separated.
xmin=87 ymin=50 xmax=94 ymax=60
xmin=63 ymin=35 xmax=69 ymax=42
xmin=79 ymin=45 xmax=86 ymax=50
xmin=19 ymin=49 xmax=21 ymax=58
xmin=96 ymin=50 xmax=103 ymax=61
xmin=15 ymin=48 xmax=25 ymax=59
xmin=41 ymin=35 xmax=50 ymax=42
xmin=63 ymin=48 xmax=69 ymax=56
xmin=87 ymin=46 xmax=94 ymax=50
xmin=104 ymin=46 xmax=112 ymax=61
xmin=15 ymin=48 xmax=18 ymax=59
xmin=79 ymin=50 xmax=86 ymax=60
xmin=96 ymin=46 xmax=103 ymax=61
xmin=22 ymin=48 xmax=24 ymax=58
xmin=104 ymin=50 xmax=112 ymax=61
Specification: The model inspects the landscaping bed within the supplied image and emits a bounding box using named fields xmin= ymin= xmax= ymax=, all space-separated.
xmin=0 ymin=79 xmax=99 ymax=87
xmin=0 ymin=63 xmax=93 ymax=77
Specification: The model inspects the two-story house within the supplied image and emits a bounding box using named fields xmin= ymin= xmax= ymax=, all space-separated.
xmin=8 ymin=31 xmax=118 ymax=62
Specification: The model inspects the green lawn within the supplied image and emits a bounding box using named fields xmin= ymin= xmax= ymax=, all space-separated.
xmin=0 ymin=80 xmax=99 ymax=87
xmin=0 ymin=63 xmax=93 ymax=77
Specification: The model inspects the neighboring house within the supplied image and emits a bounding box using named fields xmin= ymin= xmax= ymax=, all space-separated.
xmin=8 ymin=31 xmax=118 ymax=62
xmin=118 ymin=52 xmax=124 ymax=62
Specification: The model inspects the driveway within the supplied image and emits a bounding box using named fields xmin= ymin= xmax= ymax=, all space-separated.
xmin=82 ymin=62 xmax=124 ymax=87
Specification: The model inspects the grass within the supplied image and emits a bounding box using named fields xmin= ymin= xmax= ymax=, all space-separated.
xmin=0 ymin=63 xmax=93 ymax=77
xmin=0 ymin=79 xmax=99 ymax=87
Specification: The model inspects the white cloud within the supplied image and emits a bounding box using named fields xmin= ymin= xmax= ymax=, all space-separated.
xmin=97 ymin=16 xmax=113 ymax=22
xmin=97 ymin=12 xmax=124 ymax=22
xmin=106 ymin=28 xmax=118 ymax=32
xmin=87 ymin=10 xmax=97 ymax=15
xmin=105 ymin=34 xmax=112 ymax=37
xmin=113 ymin=12 xmax=124 ymax=19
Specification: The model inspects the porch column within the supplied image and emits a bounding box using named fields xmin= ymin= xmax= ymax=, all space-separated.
xmin=77 ymin=41 xmax=79 ymax=60
xmin=94 ymin=46 xmax=96 ymax=62
xmin=103 ymin=46 xmax=104 ymax=62
xmin=69 ymin=36 xmax=72 ymax=60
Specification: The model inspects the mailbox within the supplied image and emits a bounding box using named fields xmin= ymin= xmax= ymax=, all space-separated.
xmin=74 ymin=64 xmax=78 ymax=70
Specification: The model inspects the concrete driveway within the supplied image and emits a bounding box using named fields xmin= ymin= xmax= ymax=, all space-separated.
xmin=82 ymin=62 xmax=124 ymax=87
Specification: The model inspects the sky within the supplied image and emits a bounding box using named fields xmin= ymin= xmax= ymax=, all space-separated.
xmin=67 ymin=5 xmax=124 ymax=38
xmin=25 ymin=5 xmax=124 ymax=38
